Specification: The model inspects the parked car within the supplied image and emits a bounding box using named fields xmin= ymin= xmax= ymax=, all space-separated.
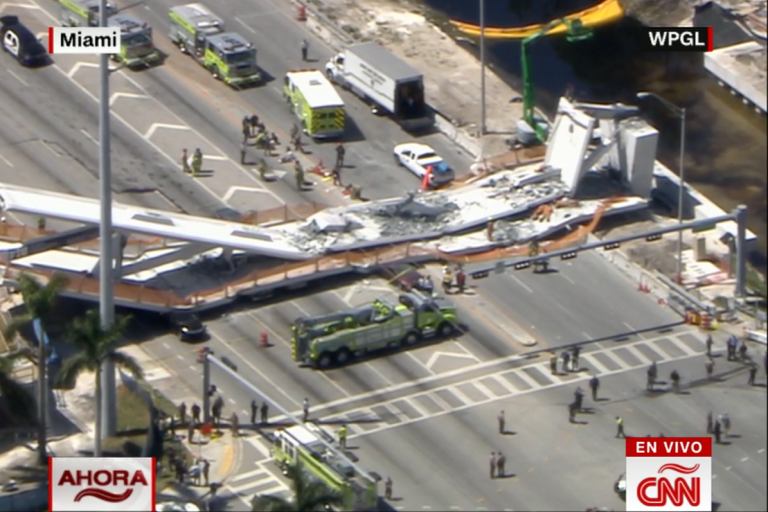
xmin=380 ymin=264 xmax=434 ymax=294
xmin=1 ymin=15 xmax=48 ymax=67
xmin=393 ymin=142 xmax=455 ymax=188
xmin=169 ymin=312 xmax=207 ymax=341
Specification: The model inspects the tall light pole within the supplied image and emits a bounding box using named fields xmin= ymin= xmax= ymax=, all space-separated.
xmin=637 ymin=91 xmax=686 ymax=283
xmin=479 ymin=0 xmax=486 ymax=136
xmin=98 ymin=0 xmax=117 ymax=453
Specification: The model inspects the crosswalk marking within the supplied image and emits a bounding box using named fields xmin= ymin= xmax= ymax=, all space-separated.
xmin=582 ymin=353 xmax=611 ymax=374
xmin=600 ymin=349 xmax=628 ymax=369
xmin=225 ymin=462 xmax=290 ymax=500
xmin=516 ymin=367 xmax=547 ymax=389
xmin=405 ymin=396 xmax=430 ymax=417
xmin=245 ymin=437 xmax=272 ymax=459
xmin=493 ymin=374 xmax=520 ymax=394
xmin=472 ymin=380 xmax=495 ymax=400
xmin=626 ymin=345 xmax=654 ymax=365
xmin=447 ymin=385 xmax=472 ymax=405
xmin=230 ymin=468 xmax=268 ymax=484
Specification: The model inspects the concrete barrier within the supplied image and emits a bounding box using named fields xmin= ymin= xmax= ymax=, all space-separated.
xmin=746 ymin=329 xmax=767 ymax=345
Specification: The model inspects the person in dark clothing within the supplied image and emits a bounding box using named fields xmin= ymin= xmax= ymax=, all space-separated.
xmin=713 ymin=420 xmax=722 ymax=444
xmin=550 ymin=352 xmax=558 ymax=375
xmin=191 ymin=403 xmax=201 ymax=424
xmin=739 ymin=343 xmax=748 ymax=361
xmin=335 ymin=143 xmax=346 ymax=168
xmin=670 ymin=370 xmax=681 ymax=393
xmin=456 ymin=269 xmax=467 ymax=293
xmin=561 ymin=350 xmax=571 ymax=373
xmin=706 ymin=411 xmax=713 ymax=434
xmin=568 ymin=402 xmax=578 ymax=423
xmin=748 ymin=364 xmax=757 ymax=386
xmin=574 ymin=387 xmax=584 ymax=411
xmin=331 ymin=166 xmax=342 ymax=187
xmin=589 ymin=375 xmax=600 ymax=401
xmin=497 ymin=411 xmax=505 ymax=435
xmin=385 ymin=477 xmax=393 ymax=500
xmin=300 ymin=39 xmax=309 ymax=61
xmin=260 ymin=401 xmax=269 ymax=424
xmin=250 ymin=400 xmax=258 ymax=424
xmin=706 ymin=334 xmax=713 ymax=357
xmin=571 ymin=346 xmax=581 ymax=371
xmin=496 ymin=452 xmax=506 ymax=477
xmin=178 ymin=402 xmax=187 ymax=425
xmin=489 ymin=452 xmax=497 ymax=479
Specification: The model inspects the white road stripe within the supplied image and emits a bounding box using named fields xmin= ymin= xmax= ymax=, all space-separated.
xmin=447 ymin=385 xmax=473 ymax=405
xmin=144 ymin=123 xmax=190 ymax=140
xmin=489 ymin=374 xmax=519 ymax=394
xmin=582 ymin=353 xmax=611 ymax=374
xmin=7 ymin=69 xmax=28 ymax=87
xmin=80 ymin=129 xmax=99 ymax=146
xmin=0 ymin=151 xmax=14 ymax=168
xmin=514 ymin=368 xmax=546 ymax=389
xmin=625 ymin=345 xmax=653 ymax=365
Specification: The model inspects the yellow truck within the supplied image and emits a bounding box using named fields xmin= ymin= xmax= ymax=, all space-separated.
xmin=284 ymin=69 xmax=345 ymax=139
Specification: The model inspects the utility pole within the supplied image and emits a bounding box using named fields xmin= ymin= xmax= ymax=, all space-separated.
xmin=735 ymin=204 xmax=747 ymax=298
xmin=479 ymin=0 xmax=486 ymax=136
xmin=98 ymin=0 xmax=117 ymax=453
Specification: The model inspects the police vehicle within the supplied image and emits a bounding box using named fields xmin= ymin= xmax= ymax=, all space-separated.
xmin=168 ymin=3 xmax=261 ymax=87
xmin=60 ymin=0 xmax=117 ymax=27
xmin=1 ymin=15 xmax=48 ymax=67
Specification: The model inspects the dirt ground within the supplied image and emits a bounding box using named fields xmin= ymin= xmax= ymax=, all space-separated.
xmin=308 ymin=0 xmax=524 ymax=157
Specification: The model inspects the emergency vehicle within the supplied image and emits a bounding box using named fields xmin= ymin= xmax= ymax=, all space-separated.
xmin=291 ymin=293 xmax=458 ymax=368
xmin=108 ymin=14 xmax=160 ymax=68
xmin=284 ymin=69 xmax=345 ymax=139
xmin=60 ymin=0 xmax=116 ymax=27
xmin=271 ymin=423 xmax=380 ymax=510
xmin=168 ymin=3 xmax=261 ymax=87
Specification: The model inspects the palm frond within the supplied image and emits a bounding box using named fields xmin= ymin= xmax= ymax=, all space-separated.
xmin=0 ymin=372 xmax=36 ymax=423
xmin=39 ymin=273 xmax=69 ymax=305
xmin=3 ymin=314 xmax=32 ymax=340
xmin=56 ymin=353 xmax=94 ymax=389
xmin=1 ymin=347 xmax=34 ymax=362
xmin=109 ymin=350 xmax=144 ymax=380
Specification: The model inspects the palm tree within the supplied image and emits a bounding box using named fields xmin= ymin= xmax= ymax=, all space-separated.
xmin=56 ymin=309 xmax=143 ymax=457
xmin=0 ymin=348 xmax=37 ymax=424
xmin=4 ymin=272 xmax=69 ymax=466
xmin=251 ymin=461 xmax=345 ymax=512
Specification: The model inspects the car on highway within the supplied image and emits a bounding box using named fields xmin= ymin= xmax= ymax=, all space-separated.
xmin=1 ymin=15 xmax=49 ymax=67
xmin=380 ymin=263 xmax=433 ymax=293
xmin=614 ymin=472 xmax=626 ymax=498
xmin=393 ymin=142 xmax=455 ymax=188
xmin=169 ymin=311 xmax=207 ymax=341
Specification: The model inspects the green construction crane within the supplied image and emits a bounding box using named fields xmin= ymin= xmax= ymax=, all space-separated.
xmin=521 ymin=18 xmax=594 ymax=144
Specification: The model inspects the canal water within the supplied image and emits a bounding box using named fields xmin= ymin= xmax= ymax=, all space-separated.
xmin=423 ymin=0 xmax=767 ymax=267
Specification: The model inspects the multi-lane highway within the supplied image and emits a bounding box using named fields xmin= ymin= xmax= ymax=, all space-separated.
xmin=2 ymin=1 xmax=744 ymax=510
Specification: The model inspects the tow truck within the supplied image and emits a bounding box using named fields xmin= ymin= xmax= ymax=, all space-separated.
xmin=108 ymin=13 xmax=160 ymax=68
xmin=60 ymin=0 xmax=116 ymax=27
xmin=168 ymin=3 xmax=261 ymax=87
xmin=291 ymin=292 xmax=459 ymax=369
xmin=270 ymin=423 xmax=379 ymax=510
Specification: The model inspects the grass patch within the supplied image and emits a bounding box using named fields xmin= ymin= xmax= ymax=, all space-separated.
xmin=101 ymin=385 xmax=192 ymax=491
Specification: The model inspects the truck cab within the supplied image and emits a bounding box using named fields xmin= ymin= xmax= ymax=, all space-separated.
xmin=168 ymin=3 xmax=224 ymax=58
xmin=325 ymin=52 xmax=345 ymax=84
xmin=60 ymin=0 xmax=116 ymax=27
xmin=204 ymin=32 xmax=260 ymax=87
xmin=108 ymin=13 xmax=160 ymax=68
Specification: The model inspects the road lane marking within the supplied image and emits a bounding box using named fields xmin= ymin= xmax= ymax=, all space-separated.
xmin=109 ymin=92 xmax=148 ymax=106
xmin=514 ymin=368 xmax=544 ymax=389
xmin=80 ymin=129 xmax=99 ymax=146
xmin=228 ymin=398 xmax=236 ymax=405
xmin=582 ymin=353 xmax=611 ymax=374
xmin=143 ymin=123 xmax=190 ymax=140
xmin=188 ymin=365 xmax=196 ymax=371
xmin=246 ymin=437 xmax=273 ymax=459
xmin=66 ymin=61 xmax=98 ymax=78
xmin=472 ymin=380 xmax=495 ymax=400
xmin=7 ymin=68 xmax=29 ymax=87
xmin=425 ymin=350 xmax=475 ymax=371
xmin=758 ymin=448 xmax=765 ymax=454
xmin=235 ymin=18 xmax=257 ymax=35
xmin=741 ymin=457 xmax=749 ymax=462
xmin=509 ymin=274 xmax=533 ymax=293
xmin=454 ymin=341 xmax=481 ymax=362
xmin=408 ymin=351 xmax=435 ymax=375
xmin=447 ymin=385 xmax=472 ymax=405
xmin=229 ymin=468 xmax=268 ymax=484
xmin=204 ymin=155 xmax=229 ymax=161
xmin=219 ymin=444 xmax=235 ymax=478
xmin=223 ymin=186 xmax=271 ymax=201
xmin=625 ymin=345 xmax=653 ymax=365
xmin=600 ymin=349 xmax=628 ymax=369
xmin=0 ymin=151 xmax=14 ymax=168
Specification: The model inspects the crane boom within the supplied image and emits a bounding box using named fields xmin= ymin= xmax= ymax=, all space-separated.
xmin=521 ymin=18 xmax=593 ymax=143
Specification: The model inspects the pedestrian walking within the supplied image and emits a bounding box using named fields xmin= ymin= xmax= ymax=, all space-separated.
xmin=179 ymin=402 xmax=187 ymax=425
xmin=300 ymin=38 xmax=309 ymax=61
xmin=202 ymin=459 xmax=210 ymax=486
xmin=385 ymin=477 xmax=393 ymax=500
xmin=568 ymin=402 xmax=577 ymax=423
xmin=496 ymin=452 xmax=506 ymax=477
xmin=335 ymin=142 xmax=345 ymax=168
xmin=739 ymin=342 xmax=748 ymax=361
xmin=338 ymin=424 xmax=348 ymax=450
xmin=294 ymin=161 xmax=305 ymax=191
xmin=670 ymin=370 xmax=680 ymax=393
xmin=550 ymin=352 xmax=558 ymax=375
xmin=242 ymin=117 xmax=251 ymax=143
xmin=456 ymin=267 xmax=467 ymax=294
xmin=615 ymin=416 xmax=625 ymax=438
xmin=331 ymin=166 xmax=342 ymax=187
xmin=748 ymin=364 xmax=757 ymax=386
xmin=497 ymin=410 xmax=505 ymax=435
xmin=187 ymin=423 xmax=195 ymax=444
xmin=302 ymin=398 xmax=310 ymax=423
xmin=705 ymin=358 xmax=714 ymax=379
xmin=706 ymin=334 xmax=713 ymax=357
xmin=721 ymin=413 xmax=731 ymax=437
xmin=489 ymin=452 xmax=497 ymax=479
xmin=191 ymin=148 xmax=203 ymax=177
xmin=230 ymin=412 xmax=239 ymax=437
xmin=191 ymin=403 xmax=201 ymax=424
xmin=574 ymin=387 xmax=584 ymax=411
xmin=561 ymin=350 xmax=571 ymax=373
xmin=181 ymin=148 xmax=191 ymax=174
xmin=713 ymin=420 xmax=722 ymax=444
xmin=706 ymin=411 xmax=713 ymax=434
xmin=290 ymin=123 xmax=300 ymax=145
xmin=260 ymin=401 xmax=269 ymax=424
xmin=249 ymin=115 xmax=259 ymax=136
xmin=250 ymin=399 xmax=258 ymax=424
xmin=727 ymin=336 xmax=737 ymax=361
xmin=589 ymin=374 xmax=600 ymax=401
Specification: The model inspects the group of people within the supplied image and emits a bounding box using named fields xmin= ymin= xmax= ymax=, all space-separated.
xmin=180 ymin=148 xmax=204 ymax=177
xmin=706 ymin=411 xmax=732 ymax=444
xmin=441 ymin=264 xmax=467 ymax=294
xmin=550 ymin=345 xmax=582 ymax=375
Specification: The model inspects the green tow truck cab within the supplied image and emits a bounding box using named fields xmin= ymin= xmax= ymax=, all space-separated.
xmin=60 ymin=0 xmax=116 ymax=27
xmin=292 ymin=293 xmax=459 ymax=369
xmin=271 ymin=423 xmax=380 ymax=511
xmin=108 ymin=14 xmax=160 ymax=69
xmin=168 ymin=3 xmax=261 ymax=87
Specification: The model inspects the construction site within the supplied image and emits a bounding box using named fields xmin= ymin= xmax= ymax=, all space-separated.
xmin=0 ymin=96 xmax=750 ymax=314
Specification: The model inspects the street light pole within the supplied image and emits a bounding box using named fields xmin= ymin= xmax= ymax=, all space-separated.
xmin=637 ymin=92 xmax=686 ymax=283
xmin=479 ymin=0 xmax=486 ymax=136
xmin=98 ymin=0 xmax=117 ymax=451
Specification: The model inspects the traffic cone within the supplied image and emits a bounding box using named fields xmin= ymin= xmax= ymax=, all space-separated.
xmin=297 ymin=5 xmax=307 ymax=21
xmin=259 ymin=332 xmax=270 ymax=348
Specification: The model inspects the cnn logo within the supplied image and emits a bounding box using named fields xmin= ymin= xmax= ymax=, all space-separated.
xmin=626 ymin=437 xmax=712 ymax=511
